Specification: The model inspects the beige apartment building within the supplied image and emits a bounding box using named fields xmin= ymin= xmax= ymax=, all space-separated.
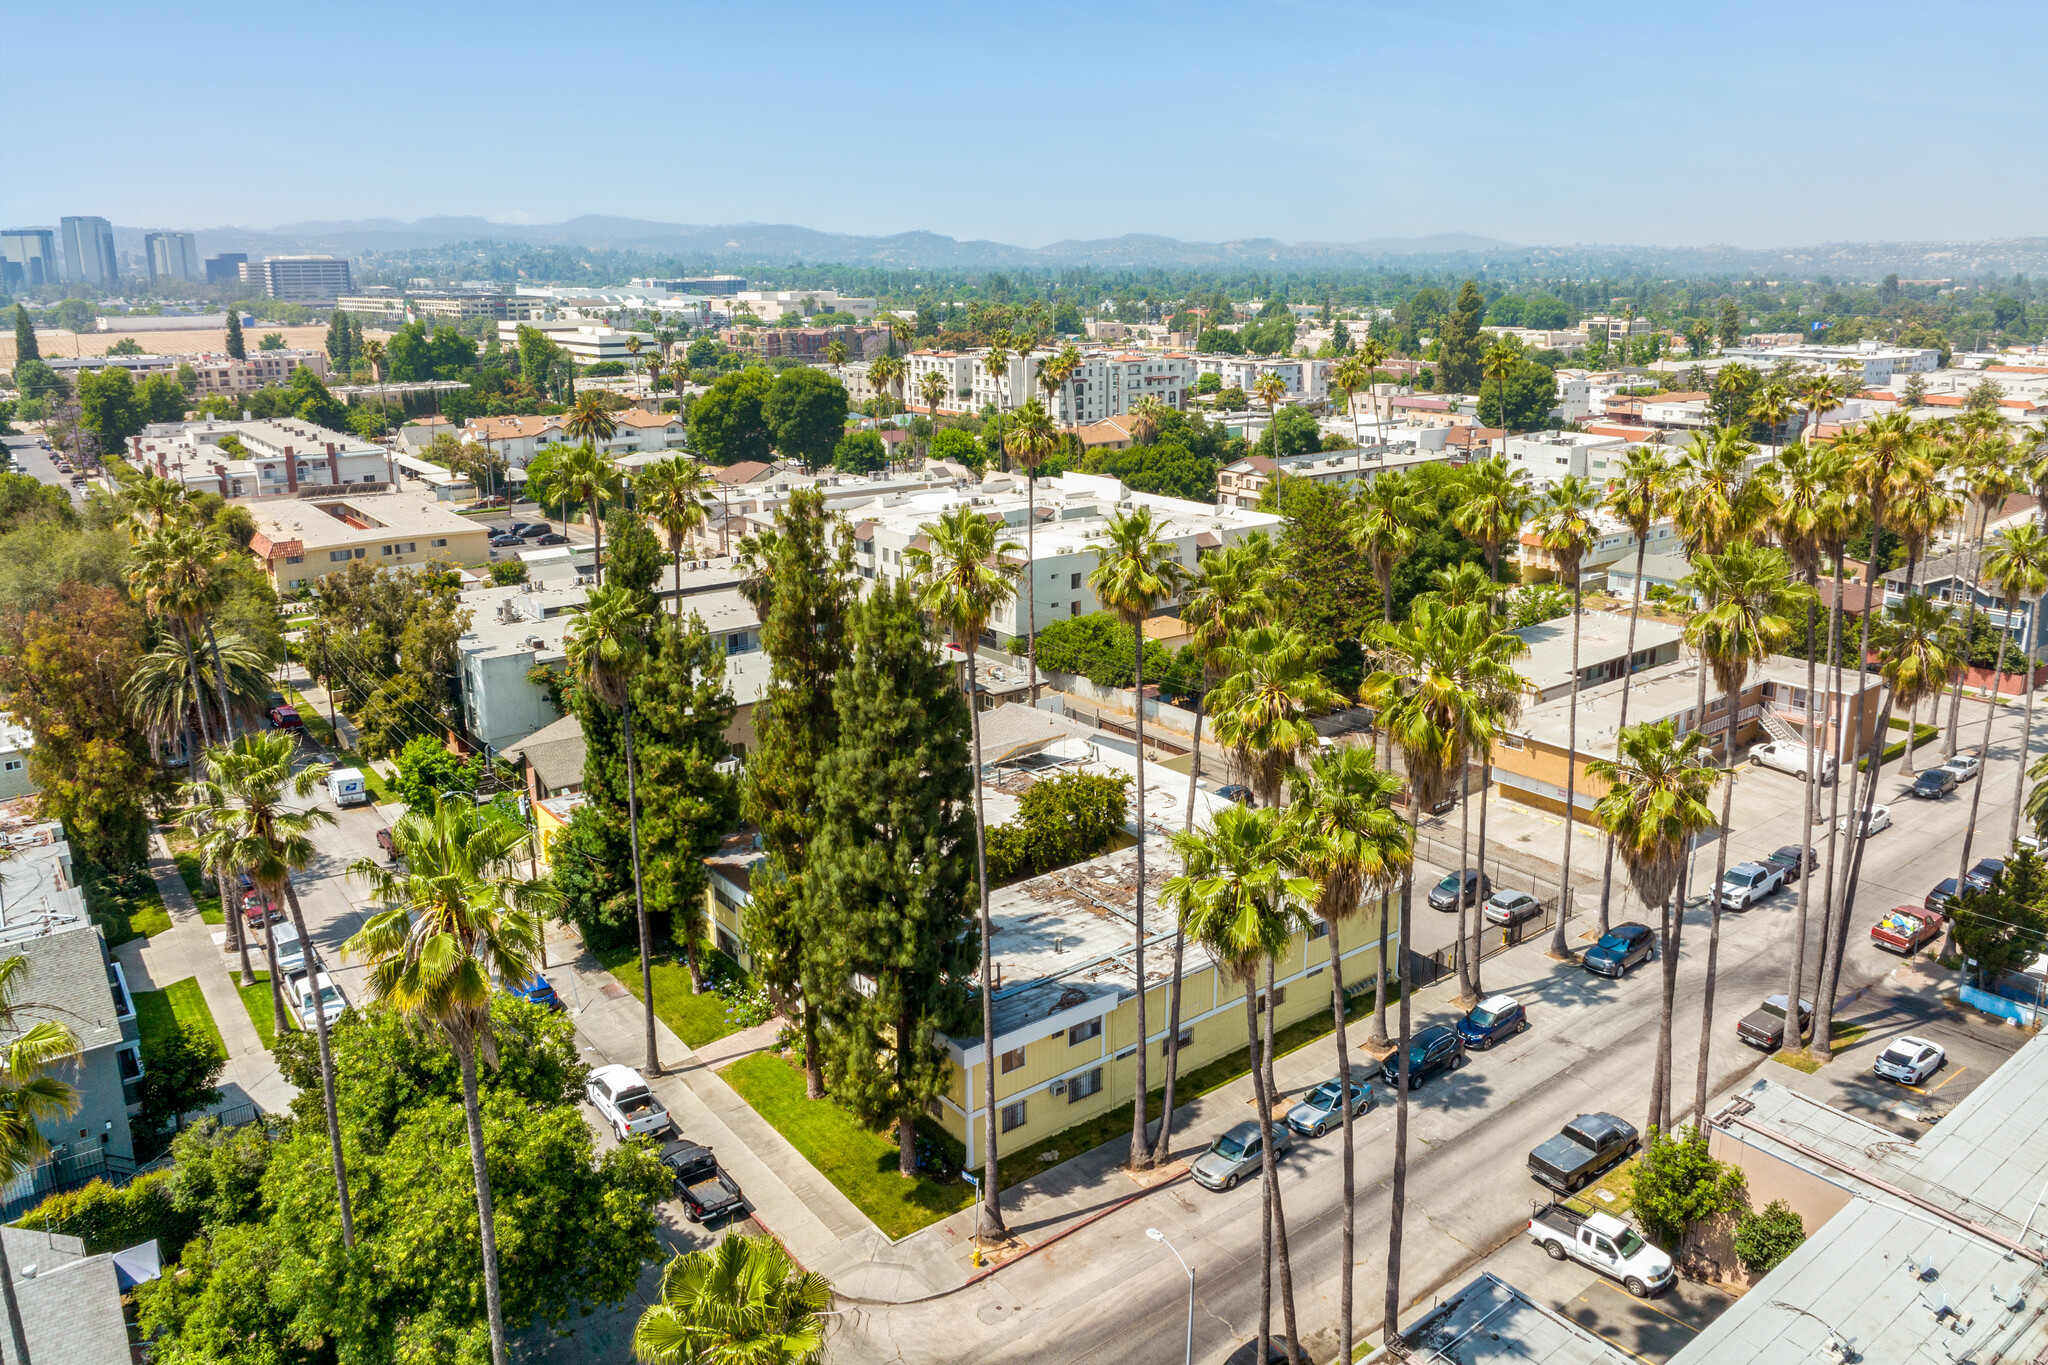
xmin=186 ymin=349 xmax=331 ymax=397
xmin=244 ymin=491 xmax=494 ymax=593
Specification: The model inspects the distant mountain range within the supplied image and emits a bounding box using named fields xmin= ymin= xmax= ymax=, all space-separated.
xmin=110 ymin=216 xmax=2048 ymax=278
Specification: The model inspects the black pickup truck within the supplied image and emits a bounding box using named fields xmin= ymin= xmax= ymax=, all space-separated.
xmin=660 ymin=1139 xmax=746 ymax=1223
xmin=1527 ymin=1112 xmax=1640 ymax=1193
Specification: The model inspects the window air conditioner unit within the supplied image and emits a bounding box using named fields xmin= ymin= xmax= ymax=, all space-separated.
xmin=1049 ymin=1080 xmax=1067 ymax=1096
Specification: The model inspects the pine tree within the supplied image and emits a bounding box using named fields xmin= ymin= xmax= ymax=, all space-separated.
xmin=1438 ymin=280 xmax=1486 ymax=392
xmin=603 ymin=504 xmax=665 ymax=602
xmin=811 ymin=581 xmax=977 ymax=1176
xmin=634 ymin=612 xmax=741 ymax=991
xmin=224 ymin=309 xmax=246 ymax=360
xmin=13 ymin=305 xmax=38 ymax=363
xmin=741 ymin=489 xmax=858 ymax=1097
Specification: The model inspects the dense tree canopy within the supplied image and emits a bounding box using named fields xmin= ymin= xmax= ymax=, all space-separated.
xmin=691 ymin=367 xmax=776 ymax=467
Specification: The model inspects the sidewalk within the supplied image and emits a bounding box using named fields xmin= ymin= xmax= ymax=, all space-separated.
xmin=278 ymin=662 xmax=361 ymax=750
xmin=114 ymin=833 xmax=297 ymax=1115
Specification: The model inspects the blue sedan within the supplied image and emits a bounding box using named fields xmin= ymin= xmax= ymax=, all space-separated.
xmin=1456 ymin=994 xmax=1528 ymax=1050
xmin=507 ymin=973 xmax=566 ymax=1012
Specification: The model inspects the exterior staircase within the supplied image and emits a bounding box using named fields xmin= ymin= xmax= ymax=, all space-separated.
xmin=1758 ymin=709 xmax=1799 ymax=743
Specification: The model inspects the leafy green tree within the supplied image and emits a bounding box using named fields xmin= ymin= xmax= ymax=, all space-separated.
xmin=1254 ymin=405 xmax=1323 ymax=458
xmin=1949 ymin=849 xmax=2048 ymax=975
xmin=1195 ymin=372 xmax=1223 ymax=395
xmin=691 ymin=367 xmax=776 ymax=466
xmin=10 ymin=357 xmax=67 ymax=404
xmin=223 ymin=310 xmax=245 ymax=359
xmin=138 ymin=372 xmax=188 ymax=424
xmin=1629 ymin=1127 xmax=1746 ymax=1249
xmin=983 ymin=771 xmax=1130 ymax=881
xmin=104 ymin=336 xmax=146 ymax=356
xmin=1476 ymin=356 xmax=1559 ymax=432
xmin=0 ymin=471 xmax=76 ymax=530
xmin=257 ymin=332 xmax=286 ymax=352
xmin=811 ymin=582 xmax=976 ymax=1174
xmin=387 ymin=321 xmax=479 ymax=381
xmin=1718 ymin=296 xmax=1742 ymax=346
xmin=832 ymin=428 xmax=887 ymax=474
xmin=1084 ymin=440 xmax=1214 ymax=501
xmin=926 ymin=425 xmax=984 ymax=472
xmin=603 ymin=501 xmax=666 ymax=600
xmin=78 ymin=365 xmax=145 ymax=451
xmin=633 ymin=1235 xmax=830 ymax=1365
xmin=137 ymin=1023 xmax=226 ymax=1140
xmin=284 ymin=365 xmax=347 ymax=429
xmin=392 ymin=734 xmax=484 ymax=806
xmin=12 ymin=304 xmax=38 ymax=362
xmin=764 ymin=366 xmax=850 ymax=472
xmin=1734 ymin=1200 xmax=1806 ymax=1275
xmin=1436 ymin=280 xmax=1487 ymax=392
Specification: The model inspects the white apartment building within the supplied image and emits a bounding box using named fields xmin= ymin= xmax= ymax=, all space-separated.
xmin=1518 ymin=511 xmax=1681 ymax=583
xmin=731 ymin=289 xmax=876 ymax=322
xmin=1502 ymin=430 xmax=1630 ymax=485
xmin=1581 ymin=315 xmax=1652 ymax=343
xmin=494 ymin=320 xmax=659 ymax=365
xmin=130 ymin=417 xmax=393 ymax=499
xmin=1216 ymin=444 xmax=1460 ymax=510
xmin=907 ymin=348 xmax=1198 ymax=422
xmin=1554 ymin=370 xmax=1593 ymax=422
xmin=1721 ymin=340 xmax=1941 ymax=387
xmin=463 ymin=407 xmax=685 ymax=468
xmin=853 ymin=472 xmax=1283 ymax=640
xmin=1188 ymin=354 xmax=1330 ymax=403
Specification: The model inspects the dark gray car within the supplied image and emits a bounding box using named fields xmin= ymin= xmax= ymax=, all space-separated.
xmin=1428 ymin=869 xmax=1489 ymax=912
xmin=1190 ymin=1120 xmax=1293 ymax=1192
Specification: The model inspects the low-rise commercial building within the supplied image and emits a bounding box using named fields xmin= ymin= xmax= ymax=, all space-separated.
xmin=245 ymin=491 xmax=494 ymax=593
xmin=1721 ymin=339 xmax=1941 ymax=387
xmin=730 ymin=289 xmax=875 ymax=322
xmin=493 ymin=320 xmax=657 ymax=366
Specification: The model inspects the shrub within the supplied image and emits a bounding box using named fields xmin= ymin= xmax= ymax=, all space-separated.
xmin=1630 ymin=1127 xmax=1746 ymax=1248
xmin=1733 ymin=1198 xmax=1805 ymax=1275
xmin=986 ymin=770 xmax=1131 ymax=883
xmin=17 ymin=1169 xmax=198 ymax=1257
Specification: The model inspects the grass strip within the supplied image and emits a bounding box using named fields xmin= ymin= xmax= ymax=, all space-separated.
xmin=1770 ymin=1020 xmax=1868 ymax=1073
xmin=133 ymin=976 xmax=227 ymax=1058
xmin=596 ymin=945 xmax=749 ymax=1049
xmin=80 ymin=862 xmax=171 ymax=945
xmin=235 ymin=970 xmax=288 ymax=1049
xmin=169 ymin=847 xmax=225 ymax=925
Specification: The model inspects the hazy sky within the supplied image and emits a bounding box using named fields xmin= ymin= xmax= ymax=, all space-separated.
xmin=10 ymin=0 xmax=2044 ymax=249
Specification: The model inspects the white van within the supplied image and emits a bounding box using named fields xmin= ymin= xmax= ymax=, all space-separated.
xmin=1748 ymin=741 xmax=1836 ymax=785
xmin=326 ymin=767 xmax=368 ymax=807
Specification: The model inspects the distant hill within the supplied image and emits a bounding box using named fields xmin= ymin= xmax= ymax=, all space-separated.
xmin=116 ymin=216 xmax=2048 ymax=278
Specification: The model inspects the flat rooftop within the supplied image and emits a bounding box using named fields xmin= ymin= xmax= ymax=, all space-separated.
xmin=246 ymin=491 xmax=485 ymax=546
xmin=1405 ymin=1273 xmax=1635 ymax=1365
xmin=1511 ymin=610 xmax=1684 ymax=688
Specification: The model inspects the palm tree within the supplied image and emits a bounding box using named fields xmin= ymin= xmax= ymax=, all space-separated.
xmin=1332 ymin=353 xmax=1371 ymax=449
xmin=2009 ymin=526 xmax=2048 ymax=848
xmin=128 ymin=521 xmax=226 ymax=754
xmin=1252 ymin=373 xmax=1288 ymax=457
xmin=566 ymin=390 xmax=619 ymax=448
xmin=565 ymin=586 xmax=663 ymax=1061
xmin=1169 ymin=806 xmax=1315 ymax=1365
xmin=1890 ymin=594 xmax=1965 ymax=777
xmin=978 ymin=337 xmax=1009 ymax=414
xmin=1593 ymin=446 xmax=1674 ymax=933
xmin=1796 ymin=369 xmax=1851 ymax=446
xmin=1089 ymin=507 xmax=1185 ymax=1171
xmin=183 ymin=732 xmax=357 ymax=1248
xmin=558 ymin=439 xmax=624 ymax=577
xmin=0 ymin=953 xmax=82 ymax=1365
xmin=632 ymin=1234 xmax=831 ymax=1365
xmin=904 ymin=504 xmax=1020 ymax=1236
xmin=917 ymin=368 xmax=948 ymax=460
xmin=1360 ymin=601 xmax=1495 ymax=1348
xmin=1129 ymin=394 xmax=1169 ymax=447
xmin=1208 ymin=626 xmax=1344 ymax=809
xmin=636 ymin=455 xmax=712 ymax=611
xmin=345 ymin=798 xmax=553 ymax=1365
xmin=825 ymin=339 xmax=848 ymax=378
xmin=1005 ymin=399 xmax=1060 ymax=703
xmin=362 ymin=337 xmax=387 ymax=411
xmin=1285 ymin=748 xmax=1410 ymax=1365
xmin=1481 ymin=336 xmax=1521 ymax=433
xmin=1748 ymin=381 xmax=1797 ymax=460
xmin=125 ymin=628 xmax=270 ymax=768
xmin=1451 ymin=457 xmax=1534 ymax=597
xmin=1587 ymin=720 xmax=1722 ymax=1133
xmin=1942 ymin=432 xmax=2016 ymax=755
xmin=1356 ymin=337 xmax=1391 ymax=445
xmin=1534 ymin=476 xmax=1599 ymax=958
xmin=867 ymin=353 xmax=906 ymax=430
xmin=1679 ymin=543 xmax=1807 ymax=1124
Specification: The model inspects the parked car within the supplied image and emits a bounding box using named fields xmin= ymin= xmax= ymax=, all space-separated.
xmin=1872 ymin=1035 xmax=1946 ymax=1085
xmin=659 ymin=1139 xmax=746 ymax=1222
xmin=289 ymin=971 xmax=347 ymax=1028
xmin=1764 ymin=845 xmax=1819 ymax=882
xmin=585 ymin=1064 xmax=672 ymax=1140
xmin=1191 ymin=1120 xmax=1293 ymax=1192
xmin=534 ymin=532 xmax=569 ymax=546
xmin=1583 ymin=922 xmax=1655 ymax=977
xmin=1872 ymin=906 xmax=1944 ymax=955
xmin=267 ymin=704 xmax=304 ymax=731
xmin=1943 ymin=751 xmax=1983 ymax=783
xmin=1925 ymin=879 xmax=1962 ymax=913
xmin=1839 ymin=805 xmax=1893 ymax=838
xmin=1457 ymin=994 xmax=1528 ymax=1050
xmin=471 ymin=495 xmax=507 ymax=509
xmin=241 ymin=895 xmax=283 ymax=929
xmin=1528 ymin=1113 xmax=1640 ymax=1193
xmin=1284 ymin=1076 xmax=1374 ymax=1137
xmin=1527 ymin=1202 xmax=1674 ymax=1298
xmin=506 ymin=973 xmax=566 ymax=1012
xmin=1909 ymin=768 xmax=1958 ymax=799
xmin=1214 ymin=784 xmax=1253 ymax=806
xmin=1428 ymin=869 xmax=1490 ymax=912
xmin=511 ymin=521 xmax=546 ymax=537
xmin=1717 ymin=860 xmax=1786 ymax=910
xmin=271 ymin=919 xmax=312 ymax=977
xmin=1482 ymin=889 xmax=1542 ymax=927
xmin=1968 ymin=857 xmax=2006 ymax=890
xmin=1735 ymin=994 xmax=1812 ymax=1051
xmin=489 ymin=533 xmax=524 ymax=548
xmin=1748 ymin=740 xmax=1835 ymax=784
xmin=1381 ymin=1023 xmax=1464 ymax=1090
xmin=375 ymin=827 xmax=400 ymax=864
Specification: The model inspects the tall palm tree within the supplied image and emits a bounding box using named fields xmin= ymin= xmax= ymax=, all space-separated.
xmin=1169 ymin=806 xmax=1315 ymax=1365
xmin=566 ymin=390 xmax=619 ymax=448
xmin=565 ymin=586 xmax=661 ymax=1068
xmin=1679 ymin=543 xmax=1807 ymax=1124
xmin=2007 ymin=524 xmax=2048 ymax=848
xmin=1005 ymin=399 xmax=1060 ymax=703
xmin=635 ymin=454 xmax=712 ymax=611
xmin=1481 ymin=336 xmax=1521 ymax=434
xmin=632 ymin=1234 xmax=831 ymax=1365
xmin=1252 ymin=373 xmax=1288 ymax=457
xmin=917 ymin=369 xmax=948 ymax=460
xmin=1942 ymin=432 xmax=2016 ymax=754
xmin=825 ymin=338 xmax=848 ymax=378
xmin=904 ymin=504 xmax=1020 ymax=1234
xmin=1088 ymin=507 xmax=1185 ymax=1171
xmin=1451 ymin=457 xmax=1534 ymax=597
xmin=0 ymin=953 xmax=82 ymax=1365
xmin=1360 ymin=602 xmax=1495 ymax=1348
xmin=1356 ymin=337 xmax=1391 ymax=445
xmin=1748 ymin=381 xmax=1797 ymax=460
xmin=979 ymin=336 xmax=1010 ymax=414
xmin=1587 ymin=720 xmax=1722 ymax=1133
xmin=1208 ymin=626 xmax=1344 ymax=809
xmin=1129 ymin=394 xmax=1169 ymax=446
xmin=1796 ymin=369 xmax=1851 ymax=446
xmin=182 ymin=732 xmax=357 ymax=1248
xmin=1593 ymin=445 xmax=1673 ymax=934
xmin=129 ymin=521 xmax=225 ymax=755
xmin=1878 ymin=595 xmax=1967 ymax=787
xmin=1535 ymin=476 xmax=1599 ymax=958
xmin=124 ymin=628 xmax=270 ymax=768
xmin=558 ymin=440 xmax=624 ymax=577
xmin=1286 ymin=748 xmax=1410 ymax=1365
xmin=346 ymin=799 xmax=553 ymax=1365
xmin=1037 ymin=344 xmax=1080 ymax=438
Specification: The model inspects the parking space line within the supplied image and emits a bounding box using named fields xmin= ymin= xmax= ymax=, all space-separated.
xmin=1585 ymin=1277 xmax=1703 ymax=1333
xmin=1929 ymin=1066 xmax=1970 ymax=1093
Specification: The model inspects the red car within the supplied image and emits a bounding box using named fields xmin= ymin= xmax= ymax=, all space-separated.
xmin=1872 ymin=906 xmax=1943 ymax=955
xmin=241 ymin=893 xmax=284 ymax=929
xmin=267 ymin=704 xmax=303 ymax=731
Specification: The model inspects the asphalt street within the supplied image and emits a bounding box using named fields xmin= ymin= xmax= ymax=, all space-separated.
xmin=2 ymin=432 xmax=88 ymax=505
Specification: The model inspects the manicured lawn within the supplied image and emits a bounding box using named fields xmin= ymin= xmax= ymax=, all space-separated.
xmin=1771 ymin=1020 xmax=1869 ymax=1074
xmin=80 ymin=863 xmax=171 ymax=945
xmin=170 ymin=847 xmax=225 ymax=925
xmin=133 ymin=976 xmax=226 ymax=1058
xmin=596 ymin=945 xmax=747 ymax=1049
xmin=282 ymin=686 xmax=341 ymax=752
xmin=235 ymin=971 xmax=290 ymax=1049
xmin=722 ymin=1052 xmax=975 ymax=1239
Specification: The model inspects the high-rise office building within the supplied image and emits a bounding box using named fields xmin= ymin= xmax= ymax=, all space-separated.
xmin=255 ymin=254 xmax=352 ymax=300
xmin=144 ymin=231 xmax=200 ymax=282
xmin=0 ymin=229 xmax=60 ymax=289
xmin=60 ymin=216 xmax=119 ymax=285
xmin=204 ymin=252 xmax=248 ymax=285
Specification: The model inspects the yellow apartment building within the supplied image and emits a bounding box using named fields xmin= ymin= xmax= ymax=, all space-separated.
xmin=245 ymin=491 xmax=495 ymax=593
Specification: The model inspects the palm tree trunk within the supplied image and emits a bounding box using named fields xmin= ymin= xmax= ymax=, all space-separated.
xmin=1548 ymin=581 xmax=1585 ymax=957
xmin=260 ymin=898 xmax=289 ymax=1038
xmin=1691 ymin=704 xmax=1739 ymax=1126
xmin=1024 ymin=472 xmax=1039 ymax=703
xmin=1470 ymin=754 xmax=1496 ymax=998
xmin=1264 ymin=956 xmax=1302 ymax=1365
xmin=1947 ymin=611 xmax=2015 ymax=953
xmin=457 ymin=1039 xmax=509 ymax=1365
xmin=1327 ymin=907 xmax=1358 ymax=1364
xmin=967 ymin=653 xmax=1006 ymax=1237
xmin=1598 ymin=536 xmax=1652 ymax=934
xmin=1808 ymin=561 xmax=1851 ymax=1051
xmin=1784 ymin=589 xmax=1820 ymax=1048
xmin=1943 ymin=522 xmax=1990 ymax=756
xmin=1371 ymin=585 xmax=1398 ymax=1049
xmin=1454 ymin=756 xmax=1473 ymax=1001
xmin=620 ymin=699 xmax=658 ymax=1076
xmin=1246 ymin=982 xmax=1274 ymax=1365
xmin=280 ymin=879 xmax=353 ymax=1249
xmin=1383 ymin=857 xmax=1416 ymax=1347
xmin=176 ymin=621 xmax=212 ymax=749
xmin=1647 ymin=885 xmax=1679 ymax=1135
xmin=1128 ymin=626 xmax=1151 ymax=1171
xmin=593 ymin=497 xmax=606 ymax=579
xmin=1813 ymin=564 xmax=1890 ymax=1054
xmin=224 ymin=857 xmax=254 ymax=986
xmin=672 ymin=549 xmax=683 ymax=618
xmin=0 ymin=1226 xmax=34 ymax=1365
xmin=201 ymin=619 xmax=237 ymax=743
xmin=1152 ymin=692 xmax=1208 ymax=1164
xmin=2011 ymin=628 xmax=2039 ymax=848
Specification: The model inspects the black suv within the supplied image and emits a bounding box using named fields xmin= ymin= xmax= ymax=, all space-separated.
xmin=1765 ymin=845 xmax=1818 ymax=882
xmin=1428 ymin=869 xmax=1489 ymax=912
xmin=1582 ymin=922 xmax=1655 ymax=977
xmin=1382 ymin=1024 xmax=1464 ymax=1090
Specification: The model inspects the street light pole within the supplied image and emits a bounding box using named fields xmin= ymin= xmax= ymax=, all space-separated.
xmin=1146 ymin=1228 xmax=1193 ymax=1365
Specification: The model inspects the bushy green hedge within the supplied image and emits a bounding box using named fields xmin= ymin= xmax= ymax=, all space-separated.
xmin=986 ymin=771 xmax=1131 ymax=884
xmin=16 ymin=1169 xmax=197 ymax=1257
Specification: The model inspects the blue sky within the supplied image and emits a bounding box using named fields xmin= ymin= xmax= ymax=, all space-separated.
xmin=10 ymin=0 xmax=2044 ymax=249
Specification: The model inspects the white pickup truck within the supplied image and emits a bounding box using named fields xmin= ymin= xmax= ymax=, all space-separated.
xmin=1526 ymin=1202 xmax=1675 ymax=1297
